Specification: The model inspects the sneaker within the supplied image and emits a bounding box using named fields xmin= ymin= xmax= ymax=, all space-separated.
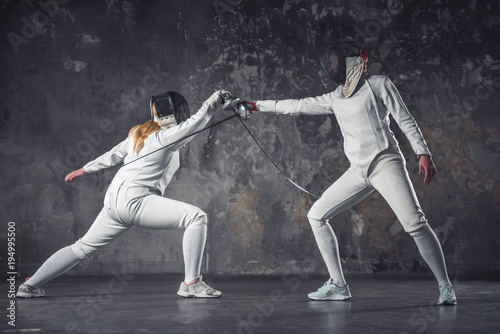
xmin=308 ymin=278 xmax=351 ymax=301
xmin=16 ymin=278 xmax=45 ymax=298
xmin=177 ymin=275 xmax=221 ymax=298
xmin=438 ymin=282 xmax=457 ymax=305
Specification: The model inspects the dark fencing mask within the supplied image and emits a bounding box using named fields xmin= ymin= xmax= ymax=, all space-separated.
xmin=150 ymin=91 xmax=190 ymax=129
xmin=321 ymin=37 xmax=368 ymax=98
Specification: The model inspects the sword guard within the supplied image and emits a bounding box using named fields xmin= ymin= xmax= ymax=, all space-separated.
xmin=222 ymin=96 xmax=242 ymax=111
xmin=222 ymin=96 xmax=251 ymax=120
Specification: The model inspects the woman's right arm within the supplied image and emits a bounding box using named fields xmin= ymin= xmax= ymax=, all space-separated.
xmin=156 ymin=90 xmax=225 ymax=151
xmin=255 ymin=91 xmax=335 ymax=116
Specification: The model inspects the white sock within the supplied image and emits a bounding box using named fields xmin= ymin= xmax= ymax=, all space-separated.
xmin=311 ymin=223 xmax=347 ymax=287
xmin=413 ymin=227 xmax=451 ymax=284
xmin=25 ymin=246 xmax=81 ymax=288
xmin=182 ymin=223 xmax=207 ymax=284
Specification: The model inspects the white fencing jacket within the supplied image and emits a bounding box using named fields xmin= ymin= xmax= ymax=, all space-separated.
xmin=83 ymin=101 xmax=216 ymax=195
xmin=256 ymin=75 xmax=431 ymax=177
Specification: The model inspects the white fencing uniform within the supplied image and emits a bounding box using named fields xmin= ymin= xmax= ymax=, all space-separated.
xmin=257 ymin=75 xmax=430 ymax=232
xmin=25 ymin=97 xmax=218 ymax=288
xmin=73 ymin=99 xmax=216 ymax=259
xmin=257 ymin=74 xmax=451 ymax=286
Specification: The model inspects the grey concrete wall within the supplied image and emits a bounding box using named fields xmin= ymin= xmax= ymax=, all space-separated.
xmin=1 ymin=0 xmax=499 ymax=278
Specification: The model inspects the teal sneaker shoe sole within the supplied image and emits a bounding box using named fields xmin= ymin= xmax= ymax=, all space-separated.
xmin=308 ymin=278 xmax=351 ymax=301
xmin=308 ymin=293 xmax=351 ymax=301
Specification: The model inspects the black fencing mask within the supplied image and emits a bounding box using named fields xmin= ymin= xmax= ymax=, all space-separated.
xmin=321 ymin=37 xmax=367 ymax=98
xmin=150 ymin=91 xmax=190 ymax=129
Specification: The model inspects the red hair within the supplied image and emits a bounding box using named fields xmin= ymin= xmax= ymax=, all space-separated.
xmin=128 ymin=120 xmax=161 ymax=155
xmin=360 ymin=46 xmax=369 ymax=73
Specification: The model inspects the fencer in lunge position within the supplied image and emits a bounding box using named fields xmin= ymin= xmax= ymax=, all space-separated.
xmin=245 ymin=37 xmax=457 ymax=305
xmin=17 ymin=90 xmax=231 ymax=299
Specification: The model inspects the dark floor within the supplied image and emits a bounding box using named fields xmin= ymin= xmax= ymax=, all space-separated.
xmin=2 ymin=274 xmax=500 ymax=334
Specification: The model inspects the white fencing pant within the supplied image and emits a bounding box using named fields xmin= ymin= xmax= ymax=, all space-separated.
xmin=307 ymin=147 xmax=450 ymax=286
xmin=71 ymin=179 xmax=207 ymax=259
xmin=26 ymin=178 xmax=207 ymax=288
xmin=308 ymin=147 xmax=427 ymax=232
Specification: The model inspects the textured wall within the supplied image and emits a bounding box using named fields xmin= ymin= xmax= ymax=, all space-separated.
xmin=1 ymin=0 xmax=499 ymax=278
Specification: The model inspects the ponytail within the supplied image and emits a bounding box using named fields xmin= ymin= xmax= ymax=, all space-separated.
xmin=129 ymin=120 xmax=161 ymax=154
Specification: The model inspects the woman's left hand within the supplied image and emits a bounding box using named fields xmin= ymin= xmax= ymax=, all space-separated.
xmin=418 ymin=155 xmax=437 ymax=185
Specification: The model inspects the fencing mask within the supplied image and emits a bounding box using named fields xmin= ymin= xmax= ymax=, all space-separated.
xmin=321 ymin=37 xmax=368 ymax=98
xmin=150 ymin=91 xmax=190 ymax=129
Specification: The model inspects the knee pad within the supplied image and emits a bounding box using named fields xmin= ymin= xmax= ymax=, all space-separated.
xmin=408 ymin=222 xmax=432 ymax=238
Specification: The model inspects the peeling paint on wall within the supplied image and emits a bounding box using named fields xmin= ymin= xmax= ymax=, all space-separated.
xmin=64 ymin=59 xmax=88 ymax=72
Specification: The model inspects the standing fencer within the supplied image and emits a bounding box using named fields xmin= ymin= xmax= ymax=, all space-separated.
xmin=245 ymin=37 xmax=456 ymax=305
xmin=17 ymin=90 xmax=231 ymax=299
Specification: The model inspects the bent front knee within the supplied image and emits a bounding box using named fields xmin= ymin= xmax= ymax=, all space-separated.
xmin=191 ymin=211 xmax=208 ymax=227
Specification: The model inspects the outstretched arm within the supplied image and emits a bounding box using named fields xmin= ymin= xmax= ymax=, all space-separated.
xmin=156 ymin=90 xmax=229 ymax=151
xmin=65 ymin=168 xmax=86 ymax=182
xmin=253 ymin=91 xmax=336 ymax=116
xmin=81 ymin=137 xmax=130 ymax=174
